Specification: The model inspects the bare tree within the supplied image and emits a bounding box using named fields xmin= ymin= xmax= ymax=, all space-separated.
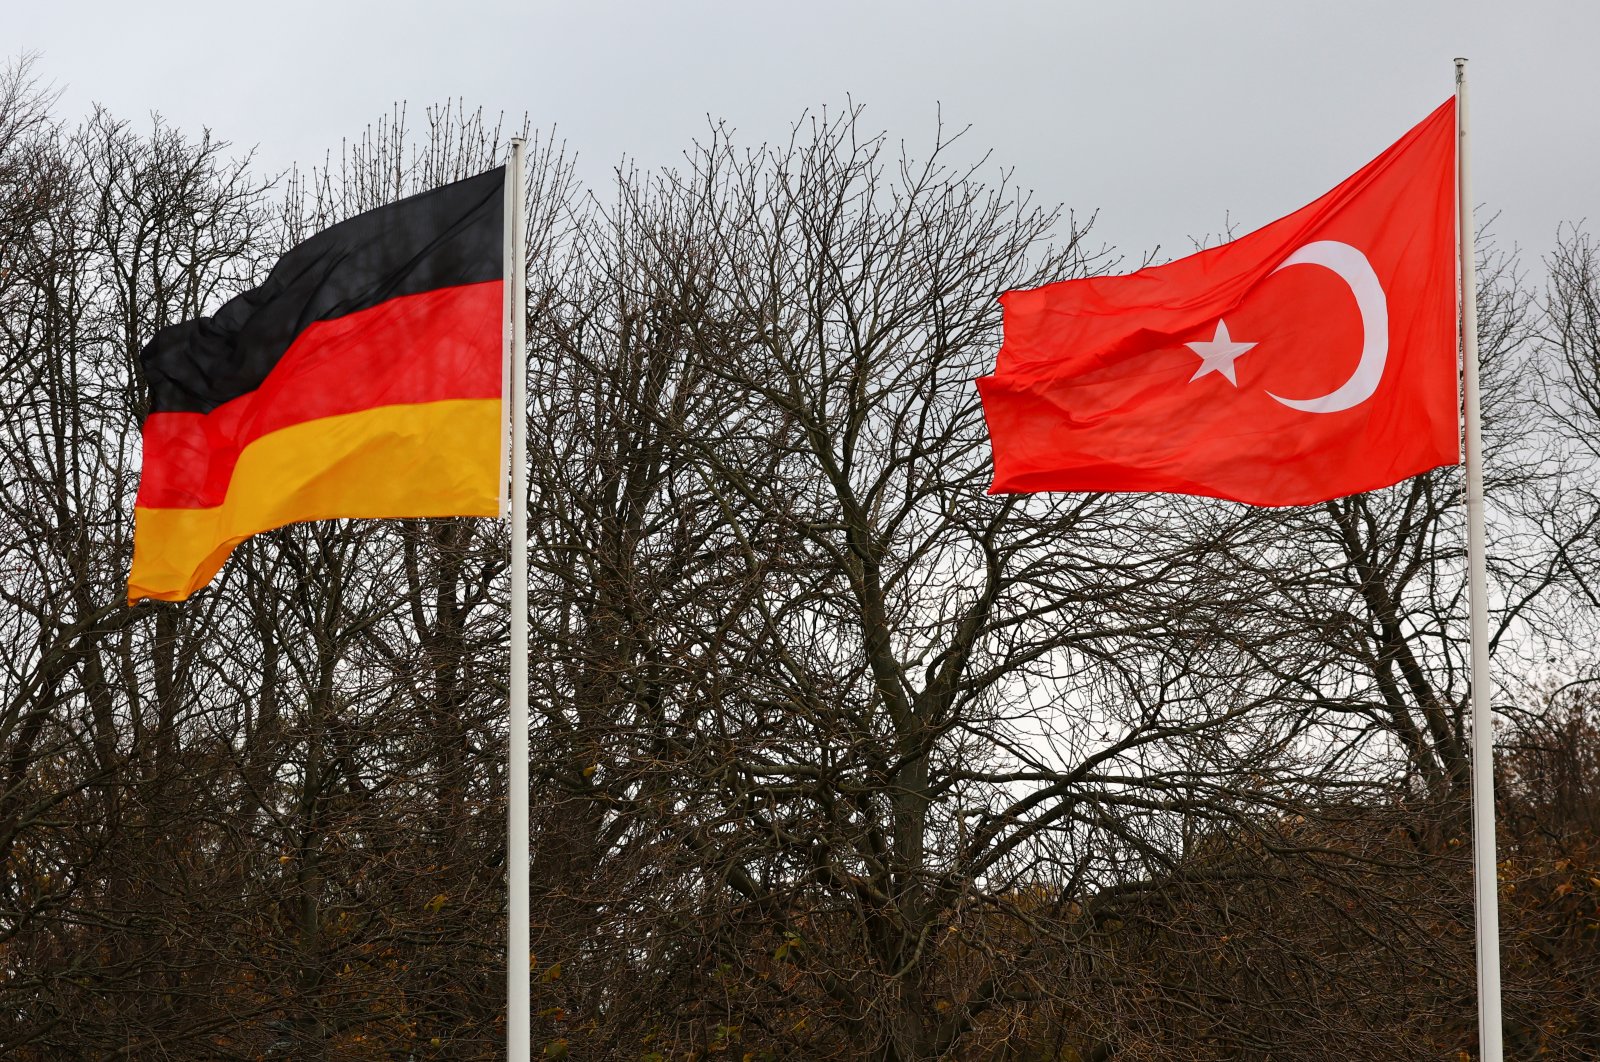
xmin=4 ymin=66 xmax=1598 ymax=1060
xmin=515 ymin=106 xmax=1493 ymax=1061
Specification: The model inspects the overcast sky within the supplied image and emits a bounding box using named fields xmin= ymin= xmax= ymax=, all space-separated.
xmin=12 ymin=1 xmax=1598 ymax=269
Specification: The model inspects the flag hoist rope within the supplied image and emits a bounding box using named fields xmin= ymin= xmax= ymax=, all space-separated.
xmin=1456 ymin=58 xmax=1504 ymax=1062
xmin=506 ymin=136 xmax=532 ymax=1062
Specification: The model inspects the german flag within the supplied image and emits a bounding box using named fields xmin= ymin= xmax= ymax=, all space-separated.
xmin=129 ymin=167 xmax=506 ymax=603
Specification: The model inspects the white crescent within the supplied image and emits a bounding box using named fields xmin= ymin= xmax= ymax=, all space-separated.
xmin=1266 ymin=240 xmax=1388 ymax=414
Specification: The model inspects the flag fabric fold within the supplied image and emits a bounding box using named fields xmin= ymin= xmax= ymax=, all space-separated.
xmin=978 ymin=99 xmax=1459 ymax=506
xmin=129 ymin=167 xmax=506 ymax=603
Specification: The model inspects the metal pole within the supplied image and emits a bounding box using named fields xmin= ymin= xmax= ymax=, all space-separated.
xmin=506 ymin=136 xmax=531 ymax=1062
xmin=1455 ymin=57 xmax=1503 ymax=1062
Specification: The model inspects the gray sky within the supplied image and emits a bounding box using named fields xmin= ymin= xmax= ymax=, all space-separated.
xmin=13 ymin=1 xmax=1598 ymax=267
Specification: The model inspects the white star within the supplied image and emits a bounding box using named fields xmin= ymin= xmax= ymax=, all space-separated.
xmin=1185 ymin=319 xmax=1258 ymax=386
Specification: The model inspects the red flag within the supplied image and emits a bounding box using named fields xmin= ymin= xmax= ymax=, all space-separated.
xmin=978 ymin=99 xmax=1459 ymax=506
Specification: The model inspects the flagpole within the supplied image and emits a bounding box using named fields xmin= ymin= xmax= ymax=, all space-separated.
xmin=1455 ymin=57 xmax=1503 ymax=1062
xmin=506 ymin=136 xmax=531 ymax=1062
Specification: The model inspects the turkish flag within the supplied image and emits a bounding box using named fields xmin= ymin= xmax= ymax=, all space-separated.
xmin=978 ymin=99 xmax=1459 ymax=506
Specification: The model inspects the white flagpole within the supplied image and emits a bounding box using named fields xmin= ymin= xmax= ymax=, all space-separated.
xmin=506 ymin=136 xmax=531 ymax=1062
xmin=1455 ymin=57 xmax=1503 ymax=1062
